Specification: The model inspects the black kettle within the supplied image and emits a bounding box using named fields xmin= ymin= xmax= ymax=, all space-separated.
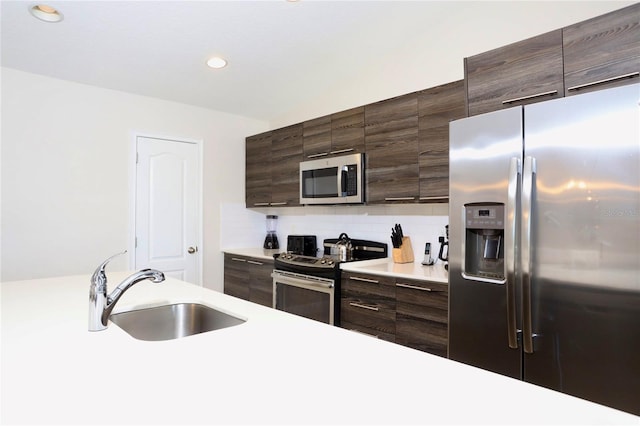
xmin=333 ymin=233 xmax=353 ymax=262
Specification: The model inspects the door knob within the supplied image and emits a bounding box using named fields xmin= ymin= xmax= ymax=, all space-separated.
xmin=188 ymin=246 xmax=198 ymax=254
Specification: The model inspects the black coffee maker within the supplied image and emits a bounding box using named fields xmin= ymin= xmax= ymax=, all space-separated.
xmin=438 ymin=225 xmax=449 ymax=270
xmin=263 ymin=215 xmax=279 ymax=249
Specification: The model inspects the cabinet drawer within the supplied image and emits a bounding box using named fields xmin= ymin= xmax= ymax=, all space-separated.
xmin=395 ymin=279 xmax=448 ymax=357
xmin=342 ymin=273 xmax=396 ymax=299
xmin=341 ymin=273 xmax=396 ymax=340
xmin=465 ymin=29 xmax=564 ymax=116
xmin=341 ymin=298 xmax=396 ymax=342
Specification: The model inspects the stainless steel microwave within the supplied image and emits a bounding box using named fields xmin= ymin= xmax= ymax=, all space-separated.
xmin=299 ymin=153 xmax=364 ymax=205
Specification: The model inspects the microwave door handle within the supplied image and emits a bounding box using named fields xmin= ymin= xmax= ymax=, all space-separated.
xmin=338 ymin=165 xmax=348 ymax=196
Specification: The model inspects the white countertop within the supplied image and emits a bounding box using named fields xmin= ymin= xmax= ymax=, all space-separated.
xmin=223 ymin=247 xmax=279 ymax=260
xmin=223 ymin=248 xmax=449 ymax=283
xmin=340 ymin=258 xmax=449 ymax=283
xmin=2 ymin=273 xmax=637 ymax=425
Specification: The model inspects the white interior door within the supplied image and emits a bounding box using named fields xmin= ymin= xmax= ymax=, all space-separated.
xmin=135 ymin=136 xmax=201 ymax=284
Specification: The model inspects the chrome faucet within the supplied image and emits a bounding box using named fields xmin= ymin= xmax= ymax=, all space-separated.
xmin=89 ymin=251 xmax=165 ymax=331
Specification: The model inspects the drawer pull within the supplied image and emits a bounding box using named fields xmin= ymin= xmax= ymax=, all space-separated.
xmin=349 ymin=302 xmax=379 ymax=311
xmin=502 ymin=90 xmax=558 ymax=105
xmin=329 ymin=148 xmax=354 ymax=155
xmin=349 ymin=276 xmax=380 ymax=284
xmin=231 ymin=257 xmax=247 ymax=262
xmin=270 ymin=202 xmax=287 ymax=206
xmin=384 ymin=197 xmax=416 ymax=201
xmin=247 ymin=260 xmax=263 ymax=266
xmin=396 ymin=282 xmax=441 ymax=292
xmin=307 ymin=152 xmax=329 ymax=159
xmin=253 ymin=202 xmax=270 ymax=207
xmin=567 ymin=72 xmax=639 ymax=92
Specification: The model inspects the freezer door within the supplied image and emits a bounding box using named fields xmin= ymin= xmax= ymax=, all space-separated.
xmin=523 ymin=83 xmax=640 ymax=415
xmin=448 ymin=107 xmax=523 ymax=378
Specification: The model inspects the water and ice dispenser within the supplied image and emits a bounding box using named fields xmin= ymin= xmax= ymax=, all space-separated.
xmin=463 ymin=204 xmax=505 ymax=282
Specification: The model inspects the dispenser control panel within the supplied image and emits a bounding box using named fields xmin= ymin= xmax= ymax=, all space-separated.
xmin=466 ymin=205 xmax=504 ymax=230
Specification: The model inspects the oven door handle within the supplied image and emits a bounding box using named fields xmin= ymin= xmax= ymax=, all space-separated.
xmin=271 ymin=272 xmax=334 ymax=289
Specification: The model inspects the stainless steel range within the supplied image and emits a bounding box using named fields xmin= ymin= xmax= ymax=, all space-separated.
xmin=272 ymin=237 xmax=387 ymax=326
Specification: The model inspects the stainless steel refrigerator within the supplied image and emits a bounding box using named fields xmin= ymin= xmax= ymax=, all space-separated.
xmin=448 ymin=83 xmax=639 ymax=415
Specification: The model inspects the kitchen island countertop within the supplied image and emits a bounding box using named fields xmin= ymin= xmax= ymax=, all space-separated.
xmin=2 ymin=273 xmax=637 ymax=425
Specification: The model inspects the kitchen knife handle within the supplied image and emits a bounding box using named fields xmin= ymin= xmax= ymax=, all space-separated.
xmin=506 ymin=157 xmax=520 ymax=349
xmin=522 ymin=156 xmax=536 ymax=354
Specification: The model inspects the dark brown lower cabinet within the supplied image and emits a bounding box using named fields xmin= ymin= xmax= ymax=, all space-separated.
xmin=223 ymin=254 xmax=274 ymax=308
xmin=395 ymin=278 xmax=448 ymax=358
xmin=341 ymin=272 xmax=396 ymax=342
xmin=341 ymin=272 xmax=449 ymax=357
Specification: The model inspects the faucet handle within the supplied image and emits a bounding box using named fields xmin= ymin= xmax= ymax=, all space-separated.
xmin=91 ymin=250 xmax=127 ymax=286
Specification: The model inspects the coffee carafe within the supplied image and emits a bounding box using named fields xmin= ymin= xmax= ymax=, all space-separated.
xmin=263 ymin=215 xmax=279 ymax=249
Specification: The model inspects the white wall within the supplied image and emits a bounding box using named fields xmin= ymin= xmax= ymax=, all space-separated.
xmin=270 ymin=1 xmax=636 ymax=128
xmin=1 ymin=68 xmax=268 ymax=288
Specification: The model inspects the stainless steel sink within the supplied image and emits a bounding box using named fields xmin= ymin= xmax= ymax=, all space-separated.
xmin=110 ymin=303 xmax=246 ymax=341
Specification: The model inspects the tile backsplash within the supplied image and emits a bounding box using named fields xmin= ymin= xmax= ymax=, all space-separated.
xmin=221 ymin=203 xmax=449 ymax=260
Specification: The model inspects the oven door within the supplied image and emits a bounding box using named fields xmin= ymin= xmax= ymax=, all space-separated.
xmin=272 ymin=270 xmax=335 ymax=325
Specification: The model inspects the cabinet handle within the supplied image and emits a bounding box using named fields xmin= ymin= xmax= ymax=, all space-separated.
xmin=307 ymin=152 xmax=329 ymax=159
xmin=253 ymin=202 xmax=270 ymax=207
xmin=502 ymin=90 xmax=558 ymax=105
xmin=419 ymin=196 xmax=448 ymax=201
xmin=270 ymin=202 xmax=287 ymax=206
xmin=247 ymin=260 xmax=263 ymax=266
xmin=384 ymin=197 xmax=416 ymax=201
xmin=396 ymin=282 xmax=441 ymax=292
xmin=349 ymin=276 xmax=380 ymax=284
xmin=329 ymin=148 xmax=354 ymax=155
xmin=567 ymin=72 xmax=639 ymax=92
xmin=231 ymin=257 xmax=247 ymax=262
xmin=349 ymin=302 xmax=379 ymax=312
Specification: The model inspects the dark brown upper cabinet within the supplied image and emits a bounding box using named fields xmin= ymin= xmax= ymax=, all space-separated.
xmin=563 ymin=3 xmax=640 ymax=96
xmin=364 ymin=92 xmax=419 ymax=204
xmin=418 ymin=80 xmax=466 ymax=202
xmin=271 ymin=123 xmax=303 ymax=207
xmin=302 ymin=107 xmax=365 ymax=160
xmin=331 ymin=106 xmax=365 ymax=156
xmin=245 ymin=131 xmax=272 ymax=208
xmin=465 ymin=29 xmax=565 ymax=116
xmin=302 ymin=115 xmax=332 ymax=159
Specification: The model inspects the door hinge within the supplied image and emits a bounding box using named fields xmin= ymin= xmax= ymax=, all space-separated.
xmin=136 ymin=152 xmax=139 ymax=164
xmin=135 ymin=237 xmax=138 ymax=248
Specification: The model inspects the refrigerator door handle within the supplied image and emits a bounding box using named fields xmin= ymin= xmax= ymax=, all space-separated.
xmin=506 ymin=157 xmax=520 ymax=349
xmin=522 ymin=156 xmax=537 ymax=354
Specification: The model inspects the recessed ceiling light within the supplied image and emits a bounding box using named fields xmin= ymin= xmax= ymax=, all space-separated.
xmin=206 ymin=57 xmax=228 ymax=69
xmin=29 ymin=4 xmax=64 ymax=23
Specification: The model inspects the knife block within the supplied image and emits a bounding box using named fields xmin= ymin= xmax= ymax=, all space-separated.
xmin=392 ymin=236 xmax=414 ymax=264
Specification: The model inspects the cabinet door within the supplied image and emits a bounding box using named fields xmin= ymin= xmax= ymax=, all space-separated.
xmin=331 ymin=106 xmax=365 ymax=155
xmin=223 ymin=254 xmax=250 ymax=300
xmin=271 ymin=124 xmax=303 ymax=207
xmin=248 ymin=258 xmax=274 ymax=308
xmin=395 ymin=278 xmax=448 ymax=357
xmin=418 ymin=80 xmax=466 ymax=202
xmin=340 ymin=273 xmax=396 ymax=341
xmin=303 ymin=115 xmax=332 ymax=160
xmin=563 ymin=3 xmax=640 ymax=96
xmin=465 ymin=29 xmax=564 ymax=116
xmin=364 ymin=93 xmax=419 ymax=204
xmin=245 ymin=132 xmax=272 ymax=208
